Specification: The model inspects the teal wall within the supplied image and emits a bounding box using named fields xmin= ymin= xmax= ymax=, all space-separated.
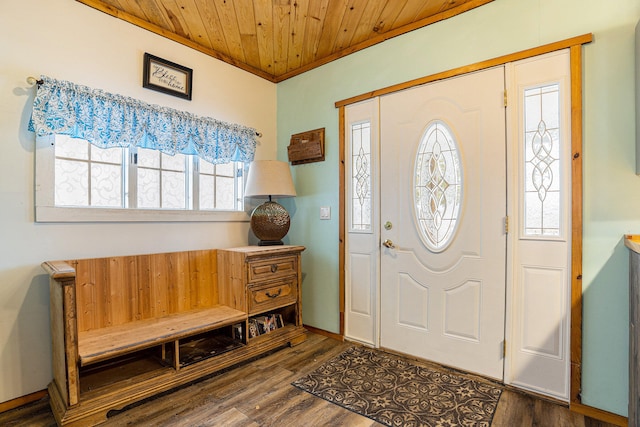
xmin=277 ymin=0 xmax=640 ymax=417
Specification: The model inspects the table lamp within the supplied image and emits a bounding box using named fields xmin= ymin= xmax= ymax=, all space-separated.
xmin=245 ymin=160 xmax=297 ymax=246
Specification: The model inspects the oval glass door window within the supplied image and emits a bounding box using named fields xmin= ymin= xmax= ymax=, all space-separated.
xmin=414 ymin=120 xmax=463 ymax=252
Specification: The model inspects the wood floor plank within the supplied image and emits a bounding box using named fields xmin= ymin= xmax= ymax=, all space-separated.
xmin=207 ymin=408 xmax=260 ymax=426
xmin=492 ymin=389 xmax=535 ymax=427
xmin=0 ymin=333 xmax=621 ymax=427
xmin=534 ymin=398 xmax=583 ymax=427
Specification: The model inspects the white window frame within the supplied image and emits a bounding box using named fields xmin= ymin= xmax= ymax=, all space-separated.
xmin=35 ymin=135 xmax=250 ymax=223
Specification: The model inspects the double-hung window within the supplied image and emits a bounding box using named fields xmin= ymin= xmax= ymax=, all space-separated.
xmin=36 ymin=135 xmax=247 ymax=222
xmin=31 ymin=76 xmax=256 ymax=222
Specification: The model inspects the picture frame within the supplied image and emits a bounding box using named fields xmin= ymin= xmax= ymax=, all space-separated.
xmin=143 ymin=52 xmax=192 ymax=100
xmin=275 ymin=313 xmax=284 ymax=329
xmin=256 ymin=316 xmax=269 ymax=335
xmin=248 ymin=319 xmax=258 ymax=338
xmin=232 ymin=323 xmax=244 ymax=342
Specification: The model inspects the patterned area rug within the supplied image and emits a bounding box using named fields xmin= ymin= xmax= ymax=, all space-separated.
xmin=292 ymin=346 xmax=502 ymax=427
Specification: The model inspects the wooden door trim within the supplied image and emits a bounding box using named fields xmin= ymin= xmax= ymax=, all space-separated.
xmin=337 ymin=33 xmax=593 ymax=410
xmin=335 ymin=34 xmax=592 ymax=108
xmin=338 ymin=106 xmax=346 ymax=336
xmin=569 ymin=43 xmax=585 ymax=407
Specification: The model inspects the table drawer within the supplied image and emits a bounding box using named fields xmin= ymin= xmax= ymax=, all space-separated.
xmin=247 ymin=256 xmax=297 ymax=282
xmin=248 ymin=278 xmax=297 ymax=314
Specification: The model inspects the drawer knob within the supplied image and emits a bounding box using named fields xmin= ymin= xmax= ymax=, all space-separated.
xmin=270 ymin=264 xmax=278 ymax=273
xmin=265 ymin=289 xmax=282 ymax=299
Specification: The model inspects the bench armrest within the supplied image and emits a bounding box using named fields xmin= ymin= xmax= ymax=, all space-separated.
xmin=41 ymin=261 xmax=76 ymax=280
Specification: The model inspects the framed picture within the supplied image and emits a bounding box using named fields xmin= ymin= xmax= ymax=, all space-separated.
xmin=232 ymin=323 xmax=244 ymax=342
xmin=255 ymin=316 xmax=269 ymax=335
xmin=248 ymin=318 xmax=261 ymax=338
xmin=274 ymin=313 xmax=284 ymax=329
xmin=143 ymin=53 xmax=192 ymax=100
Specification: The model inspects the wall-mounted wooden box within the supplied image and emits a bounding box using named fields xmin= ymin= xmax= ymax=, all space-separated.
xmin=287 ymin=128 xmax=325 ymax=165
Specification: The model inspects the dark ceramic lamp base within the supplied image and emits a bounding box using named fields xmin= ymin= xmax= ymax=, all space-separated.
xmin=250 ymin=200 xmax=290 ymax=246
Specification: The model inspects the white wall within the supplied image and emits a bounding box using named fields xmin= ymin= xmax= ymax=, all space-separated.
xmin=0 ymin=0 xmax=276 ymax=403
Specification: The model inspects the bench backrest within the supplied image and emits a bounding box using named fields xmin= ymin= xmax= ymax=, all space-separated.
xmin=68 ymin=249 xmax=219 ymax=332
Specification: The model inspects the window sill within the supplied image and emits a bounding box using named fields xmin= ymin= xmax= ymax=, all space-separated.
xmin=35 ymin=206 xmax=250 ymax=223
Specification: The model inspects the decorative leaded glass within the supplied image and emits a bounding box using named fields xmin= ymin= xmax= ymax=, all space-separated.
xmin=523 ymin=84 xmax=561 ymax=237
xmin=351 ymin=122 xmax=372 ymax=231
xmin=414 ymin=120 xmax=462 ymax=251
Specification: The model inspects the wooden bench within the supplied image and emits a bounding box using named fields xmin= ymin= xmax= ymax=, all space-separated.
xmin=43 ymin=246 xmax=306 ymax=427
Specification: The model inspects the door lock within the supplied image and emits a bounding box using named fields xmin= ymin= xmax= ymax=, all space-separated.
xmin=384 ymin=221 xmax=393 ymax=230
xmin=382 ymin=239 xmax=396 ymax=249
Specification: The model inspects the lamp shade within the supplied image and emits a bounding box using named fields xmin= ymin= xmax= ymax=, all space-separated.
xmin=245 ymin=160 xmax=296 ymax=198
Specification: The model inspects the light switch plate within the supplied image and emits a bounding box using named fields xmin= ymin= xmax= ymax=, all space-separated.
xmin=320 ymin=206 xmax=331 ymax=220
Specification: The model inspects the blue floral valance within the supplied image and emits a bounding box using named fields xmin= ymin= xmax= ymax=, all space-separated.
xmin=28 ymin=76 xmax=257 ymax=164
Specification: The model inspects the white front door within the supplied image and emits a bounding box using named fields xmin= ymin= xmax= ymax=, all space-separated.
xmin=379 ymin=68 xmax=507 ymax=379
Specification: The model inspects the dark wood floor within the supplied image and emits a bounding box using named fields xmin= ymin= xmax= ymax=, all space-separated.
xmin=0 ymin=332 xmax=620 ymax=426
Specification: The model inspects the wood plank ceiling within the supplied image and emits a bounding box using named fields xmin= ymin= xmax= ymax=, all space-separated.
xmin=77 ymin=0 xmax=494 ymax=82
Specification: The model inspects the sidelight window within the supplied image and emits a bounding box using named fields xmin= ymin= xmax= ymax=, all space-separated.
xmin=523 ymin=84 xmax=562 ymax=237
xmin=350 ymin=121 xmax=372 ymax=231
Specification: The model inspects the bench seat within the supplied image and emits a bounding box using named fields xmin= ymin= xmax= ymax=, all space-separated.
xmin=78 ymin=305 xmax=247 ymax=366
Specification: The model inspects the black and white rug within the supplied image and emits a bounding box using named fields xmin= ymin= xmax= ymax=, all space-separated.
xmin=292 ymin=346 xmax=502 ymax=427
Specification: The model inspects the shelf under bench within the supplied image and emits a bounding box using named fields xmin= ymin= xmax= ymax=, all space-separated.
xmin=78 ymin=305 xmax=247 ymax=366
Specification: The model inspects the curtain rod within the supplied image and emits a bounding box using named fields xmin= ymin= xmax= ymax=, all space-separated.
xmin=26 ymin=76 xmax=43 ymax=86
xmin=26 ymin=76 xmax=262 ymax=138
